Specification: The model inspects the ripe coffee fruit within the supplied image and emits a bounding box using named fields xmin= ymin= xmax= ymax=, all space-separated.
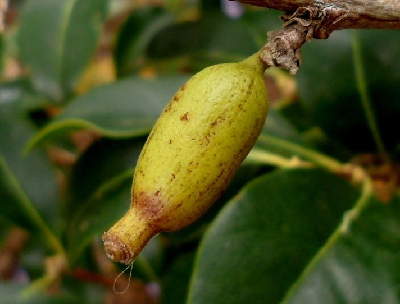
xmin=103 ymin=52 xmax=269 ymax=264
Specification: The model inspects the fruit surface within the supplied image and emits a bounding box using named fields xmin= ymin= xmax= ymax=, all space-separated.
xmin=103 ymin=52 xmax=269 ymax=264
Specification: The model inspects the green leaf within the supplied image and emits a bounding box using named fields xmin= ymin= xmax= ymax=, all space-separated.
xmin=187 ymin=168 xmax=359 ymax=304
xmin=0 ymin=34 xmax=4 ymax=74
xmin=67 ymin=169 xmax=133 ymax=264
xmin=0 ymin=283 xmax=84 ymax=304
xmin=146 ymin=11 xmax=259 ymax=71
xmin=66 ymin=138 xmax=144 ymax=216
xmin=298 ymin=29 xmax=400 ymax=153
xmin=18 ymin=0 xmax=107 ymax=100
xmin=114 ymin=7 xmax=175 ymax=76
xmin=241 ymin=10 xmax=284 ymax=48
xmin=66 ymin=138 xmax=165 ymax=273
xmin=261 ymin=107 xmax=304 ymax=145
xmin=0 ymin=82 xmax=60 ymax=233
xmin=161 ymin=252 xmax=196 ymax=304
xmin=283 ymin=193 xmax=400 ymax=303
xmin=27 ymin=76 xmax=189 ymax=151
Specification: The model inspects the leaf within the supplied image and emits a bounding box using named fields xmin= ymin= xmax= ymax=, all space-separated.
xmin=66 ymin=138 xmax=164 ymax=272
xmin=18 ymin=0 xmax=107 ymax=100
xmin=161 ymin=252 xmax=196 ymax=304
xmin=240 ymin=10 xmax=284 ymax=48
xmin=27 ymin=76 xmax=189 ymax=151
xmin=67 ymin=170 xmax=133 ymax=264
xmin=283 ymin=193 xmax=400 ymax=303
xmin=114 ymin=7 xmax=175 ymax=76
xmin=262 ymin=108 xmax=304 ymax=145
xmin=298 ymin=29 xmax=400 ymax=153
xmin=0 ymin=283 xmax=84 ymax=304
xmin=66 ymin=138 xmax=144 ymax=216
xmin=146 ymin=11 xmax=259 ymax=71
xmin=0 ymin=81 xmax=60 ymax=232
xmin=250 ymin=108 xmax=309 ymax=160
xmin=0 ymin=34 xmax=4 ymax=74
xmin=187 ymin=168 xmax=359 ymax=304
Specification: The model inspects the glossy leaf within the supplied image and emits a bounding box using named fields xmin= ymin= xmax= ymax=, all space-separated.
xmin=27 ymin=76 xmax=189 ymax=151
xmin=0 ymin=82 xmax=60 ymax=232
xmin=283 ymin=194 xmax=400 ymax=303
xmin=18 ymin=0 xmax=107 ymax=100
xmin=188 ymin=168 xmax=359 ymax=304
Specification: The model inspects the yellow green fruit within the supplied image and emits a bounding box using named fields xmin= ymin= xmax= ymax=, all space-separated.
xmin=102 ymin=52 xmax=269 ymax=264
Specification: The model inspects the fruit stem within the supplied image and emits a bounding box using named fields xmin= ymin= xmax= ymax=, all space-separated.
xmin=242 ymin=51 xmax=268 ymax=73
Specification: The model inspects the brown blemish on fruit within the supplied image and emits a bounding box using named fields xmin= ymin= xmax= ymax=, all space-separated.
xmin=134 ymin=191 xmax=164 ymax=220
xmin=211 ymin=116 xmax=226 ymax=127
xmin=205 ymin=133 xmax=212 ymax=144
xmin=180 ymin=112 xmax=190 ymax=121
xmin=168 ymin=139 xmax=172 ymax=144
xmin=164 ymin=93 xmax=181 ymax=113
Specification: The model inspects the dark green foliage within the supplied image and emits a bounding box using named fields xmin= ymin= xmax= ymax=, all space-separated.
xmin=1 ymin=1 xmax=400 ymax=302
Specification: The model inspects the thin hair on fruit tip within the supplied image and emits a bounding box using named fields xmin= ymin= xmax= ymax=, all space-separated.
xmin=113 ymin=261 xmax=134 ymax=294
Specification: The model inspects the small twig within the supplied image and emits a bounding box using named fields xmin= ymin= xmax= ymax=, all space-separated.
xmin=236 ymin=0 xmax=400 ymax=32
xmin=258 ymin=5 xmax=348 ymax=74
xmin=241 ymin=0 xmax=400 ymax=74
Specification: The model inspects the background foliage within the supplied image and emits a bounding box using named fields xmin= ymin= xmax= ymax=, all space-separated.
xmin=1 ymin=0 xmax=400 ymax=303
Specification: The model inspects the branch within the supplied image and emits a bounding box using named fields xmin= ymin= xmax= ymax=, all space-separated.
xmin=236 ymin=0 xmax=400 ymax=33
xmin=236 ymin=0 xmax=400 ymax=74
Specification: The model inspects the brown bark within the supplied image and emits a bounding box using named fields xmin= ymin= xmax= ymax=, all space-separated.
xmin=237 ymin=0 xmax=400 ymax=33
xmin=236 ymin=0 xmax=400 ymax=74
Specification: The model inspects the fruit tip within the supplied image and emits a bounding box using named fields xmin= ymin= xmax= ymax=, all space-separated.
xmin=102 ymin=232 xmax=133 ymax=265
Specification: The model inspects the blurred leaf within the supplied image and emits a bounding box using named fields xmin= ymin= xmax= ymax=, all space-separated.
xmin=66 ymin=138 xmax=144 ymax=215
xmin=0 ymin=34 xmax=4 ymax=75
xmin=252 ymin=107 xmax=308 ymax=159
xmin=64 ymin=137 xmax=143 ymax=260
xmin=66 ymin=138 xmax=164 ymax=273
xmin=297 ymin=31 xmax=363 ymax=150
xmin=283 ymin=194 xmax=400 ymax=304
xmin=298 ymin=29 xmax=400 ymax=153
xmin=262 ymin=107 xmax=304 ymax=145
xmin=18 ymin=0 xmax=108 ymax=100
xmin=0 ymin=81 xmax=60 ymax=232
xmin=67 ymin=169 xmax=132 ymax=264
xmin=133 ymin=235 xmax=164 ymax=282
xmin=188 ymin=168 xmax=359 ymax=304
xmin=27 ymin=76 xmax=189 ymax=151
xmin=241 ymin=10 xmax=283 ymax=47
xmin=146 ymin=11 xmax=259 ymax=71
xmin=115 ymin=7 xmax=175 ymax=76
xmin=0 ymin=283 xmax=84 ymax=304
xmin=161 ymin=251 xmax=196 ymax=304
xmin=355 ymin=30 xmax=400 ymax=151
